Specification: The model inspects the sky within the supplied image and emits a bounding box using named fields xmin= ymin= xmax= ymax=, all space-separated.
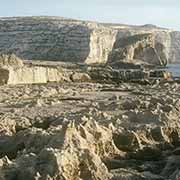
xmin=0 ymin=0 xmax=180 ymax=30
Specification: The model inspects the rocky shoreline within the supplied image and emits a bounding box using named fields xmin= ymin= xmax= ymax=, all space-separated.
xmin=0 ymin=17 xmax=179 ymax=180
xmin=0 ymin=53 xmax=179 ymax=180
xmin=0 ymin=80 xmax=180 ymax=180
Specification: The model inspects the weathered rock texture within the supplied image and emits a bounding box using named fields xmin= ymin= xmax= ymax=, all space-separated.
xmin=169 ymin=31 xmax=180 ymax=63
xmin=0 ymin=53 xmax=172 ymax=85
xmin=3 ymin=66 xmax=70 ymax=85
xmin=0 ymin=17 xmax=179 ymax=65
xmin=0 ymin=54 xmax=23 ymax=67
xmin=0 ymin=17 xmax=116 ymax=65
xmin=0 ymin=82 xmax=180 ymax=179
xmin=108 ymin=33 xmax=168 ymax=66
xmin=0 ymin=54 xmax=72 ymax=85
xmin=111 ymin=26 xmax=179 ymax=64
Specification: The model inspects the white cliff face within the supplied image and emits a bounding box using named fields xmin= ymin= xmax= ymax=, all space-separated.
xmin=0 ymin=66 xmax=70 ymax=85
xmin=85 ymin=27 xmax=117 ymax=64
xmin=108 ymin=33 xmax=168 ymax=66
xmin=0 ymin=17 xmax=92 ymax=62
xmin=154 ymin=31 xmax=172 ymax=62
xmin=0 ymin=16 xmax=179 ymax=65
xmin=0 ymin=17 xmax=117 ymax=65
xmin=111 ymin=27 xmax=179 ymax=64
xmin=169 ymin=31 xmax=180 ymax=63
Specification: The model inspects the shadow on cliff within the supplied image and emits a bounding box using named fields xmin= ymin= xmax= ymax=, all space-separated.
xmin=107 ymin=31 xmax=168 ymax=68
xmin=106 ymin=31 xmax=143 ymax=69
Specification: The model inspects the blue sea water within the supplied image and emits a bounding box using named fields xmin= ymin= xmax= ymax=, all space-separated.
xmin=167 ymin=64 xmax=180 ymax=77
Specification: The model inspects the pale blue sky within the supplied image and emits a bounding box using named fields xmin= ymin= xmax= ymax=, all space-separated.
xmin=1 ymin=0 xmax=180 ymax=30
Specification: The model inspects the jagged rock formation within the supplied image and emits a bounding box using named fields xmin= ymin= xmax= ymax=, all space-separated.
xmin=0 ymin=120 xmax=115 ymax=180
xmin=0 ymin=16 xmax=179 ymax=66
xmin=0 ymin=82 xmax=180 ymax=179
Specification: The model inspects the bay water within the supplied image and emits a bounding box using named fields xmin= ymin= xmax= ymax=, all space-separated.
xmin=167 ymin=64 xmax=180 ymax=77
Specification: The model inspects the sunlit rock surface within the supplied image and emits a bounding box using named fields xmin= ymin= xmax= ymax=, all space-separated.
xmin=0 ymin=16 xmax=179 ymax=65
xmin=0 ymin=81 xmax=179 ymax=179
xmin=0 ymin=17 xmax=180 ymax=180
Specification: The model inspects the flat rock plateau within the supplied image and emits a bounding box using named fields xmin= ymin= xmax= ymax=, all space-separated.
xmin=0 ymin=17 xmax=180 ymax=180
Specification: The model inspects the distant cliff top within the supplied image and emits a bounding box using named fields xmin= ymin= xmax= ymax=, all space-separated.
xmin=0 ymin=16 xmax=179 ymax=64
xmin=0 ymin=16 xmax=174 ymax=32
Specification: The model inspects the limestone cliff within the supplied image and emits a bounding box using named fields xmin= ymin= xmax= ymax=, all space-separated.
xmin=110 ymin=25 xmax=179 ymax=64
xmin=108 ymin=33 xmax=168 ymax=66
xmin=169 ymin=31 xmax=180 ymax=63
xmin=0 ymin=16 xmax=179 ymax=65
xmin=0 ymin=17 xmax=116 ymax=65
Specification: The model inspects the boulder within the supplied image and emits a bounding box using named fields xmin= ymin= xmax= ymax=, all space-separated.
xmin=70 ymin=72 xmax=91 ymax=82
xmin=0 ymin=54 xmax=23 ymax=67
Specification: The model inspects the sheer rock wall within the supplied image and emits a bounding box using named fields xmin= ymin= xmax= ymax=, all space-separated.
xmin=0 ymin=17 xmax=179 ymax=65
xmin=0 ymin=17 xmax=116 ymax=65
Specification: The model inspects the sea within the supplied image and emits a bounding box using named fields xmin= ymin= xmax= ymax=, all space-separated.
xmin=166 ymin=64 xmax=180 ymax=77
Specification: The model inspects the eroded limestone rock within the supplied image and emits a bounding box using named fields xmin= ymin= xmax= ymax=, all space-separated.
xmin=70 ymin=72 xmax=91 ymax=82
xmin=108 ymin=33 xmax=168 ymax=66
xmin=0 ymin=16 xmax=179 ymax=65
xmin=0 ymin=120 xmax=118 ymax=179
xmin=0 ymin=65 xmax=71 ymax=85
xmin=0 ymin=54 xmax=24 ymax=67
xmin=0 ymin=82 xmax=179 ymax=179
